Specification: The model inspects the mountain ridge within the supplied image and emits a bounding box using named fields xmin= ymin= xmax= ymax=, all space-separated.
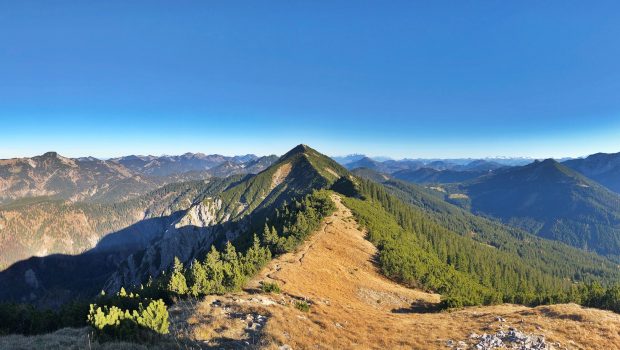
xmin=455 ymin=158 xmax=620 ymax=258
xmin=104 ymin=144 xmax=348 ymax=292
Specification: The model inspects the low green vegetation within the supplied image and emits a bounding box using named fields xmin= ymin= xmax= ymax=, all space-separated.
xmin=152 ymin=237 xmax=272 ymax=300
xmin=339 ymin=178 xmax=620 ymax=310
xmin=260 ymin=281 xmax=281 ymax=294
xmin=294 ymin=300 xmax=310 ymax=312
xmin=342 ymin=194 xmax=497 ymax=307
xmin=0 ymin=301 xmax=89 ymax=336
xmin=87 ymin=289 xmax=169 ymax=341
xmin=262 ymin=190 xmax=336 ymax=254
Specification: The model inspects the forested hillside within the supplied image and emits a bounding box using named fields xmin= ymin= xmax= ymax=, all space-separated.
xmin=453 ymin=159 xmax=620 ymax=260
xmin=339 ymin=177 xmax=620 ymax=308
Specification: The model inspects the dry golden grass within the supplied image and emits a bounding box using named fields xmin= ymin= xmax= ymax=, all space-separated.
xmin=243 ymin=195 xmax=620 ymax=349
xmin=0 ymin=327 xmax=197 ymax=350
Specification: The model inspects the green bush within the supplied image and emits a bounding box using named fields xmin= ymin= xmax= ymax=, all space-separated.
xmin=260 ymin=281 xmax=281 ymax=294
xmin=294 ymin=300 xmax=310 ymax=312
xmin=135 ymin=299 xmax=170 ymax=335
xmin=262 ymin=190 xmax=336 ymax=255
xmin=87 ymin=298 xmax=169 ymax=339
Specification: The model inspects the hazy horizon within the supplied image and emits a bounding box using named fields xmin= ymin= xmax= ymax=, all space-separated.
xmin=0 ymin=145 xmax=607 ymax=162
xmin=2 ymin=1 xmax=619 ymax=160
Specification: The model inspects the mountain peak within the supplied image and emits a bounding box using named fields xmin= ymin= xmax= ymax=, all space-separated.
xmin=540 ymin=158 xmax=558 ymax=165
xmin=41 ymin=151 xmax=59 ymax=158
xmin=273 ymin=144 xmax=349 ymax=187
xmin=280 ymin=144 xmax=316 ymax=160
xmin=288 ymin=144 xmax=311 ymax=154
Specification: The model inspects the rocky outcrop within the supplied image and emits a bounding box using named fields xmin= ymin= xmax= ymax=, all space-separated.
xmin=104 ymin=197 xmax=247 ymax=292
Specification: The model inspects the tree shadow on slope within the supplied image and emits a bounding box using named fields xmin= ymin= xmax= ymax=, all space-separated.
xmin=392 ymin=299 xmax=443 ymax=314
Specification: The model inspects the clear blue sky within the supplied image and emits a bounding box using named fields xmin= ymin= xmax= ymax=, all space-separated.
xmin=1 ymin=1 xmax=619 ymax=159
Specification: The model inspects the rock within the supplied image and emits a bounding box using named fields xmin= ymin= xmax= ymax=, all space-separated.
xmin=471 ymin=327 xmax=547 ymax=350
xmin=495 ymin=316 xmax=506 ymax=323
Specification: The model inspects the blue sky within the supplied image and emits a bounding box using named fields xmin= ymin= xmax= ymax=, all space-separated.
xmin=1 ymin=1 xmax=619 ymax=159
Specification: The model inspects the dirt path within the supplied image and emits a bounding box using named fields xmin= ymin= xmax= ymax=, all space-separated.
xmin=180 ymin=195 xmax=620 ymax=350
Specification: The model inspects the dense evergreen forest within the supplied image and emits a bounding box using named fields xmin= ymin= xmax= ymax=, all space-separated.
xmin=342 ymin=178 xmax=620 ymax=310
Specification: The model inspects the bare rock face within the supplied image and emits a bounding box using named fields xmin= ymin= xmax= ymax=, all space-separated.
xmin=174 ymin=198 xmax=224 ymax=231
xmin=104 ymin=197 xmax=247 ymax=292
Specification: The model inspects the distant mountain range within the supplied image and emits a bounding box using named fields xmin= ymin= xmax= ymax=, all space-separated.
xmin=446 ymin=159 xmax=620 ymax=258
xmin=0 ymin=152 xmax=277 ymax=205
xmin=0 ymin=152 xmax=154 ymax=204
xmin=563 ymin=152 xmax=620 ymax=193
xmin=391 ymin=168 xmax=491 ymax=184
xmin=341 ymin=156 xmax=505 ymax=180
xmin=333 ymin=154 xmax=538 ymax=169
xmin=110 ymin=153 xmax=265 ymax=177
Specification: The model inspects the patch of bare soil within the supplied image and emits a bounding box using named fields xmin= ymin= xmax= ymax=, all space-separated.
xmin=270 ymin=163 xmax=292 ymax=190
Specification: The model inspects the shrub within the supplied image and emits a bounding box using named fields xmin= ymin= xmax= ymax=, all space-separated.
xmin=135 ymin=299 xmax=170 ymax=335
xmin=260 ymin=281 xmax=281 ymax=294
xmin=87 ymin=298 xmax=169 ymax=340
xmin=294 ymin=300 xmax=310 ymax=312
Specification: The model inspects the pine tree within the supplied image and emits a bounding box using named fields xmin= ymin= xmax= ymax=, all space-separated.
xmin=188 ymin=259 xmax=209 ymax=297
xmin=167 ymin=257 xmax=188 ymax=296
xmin=136 ymin=299 xmax=169 ymax=335
xmin=222 ymin=241 xmax=244 ymax=290
xmin=243 ymin=234 xmax=272 ymax=276
xmin=263 ymin=223 xmax=278 ymax=246
xmin=204 ymin=246 xmax=225 ymax=294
